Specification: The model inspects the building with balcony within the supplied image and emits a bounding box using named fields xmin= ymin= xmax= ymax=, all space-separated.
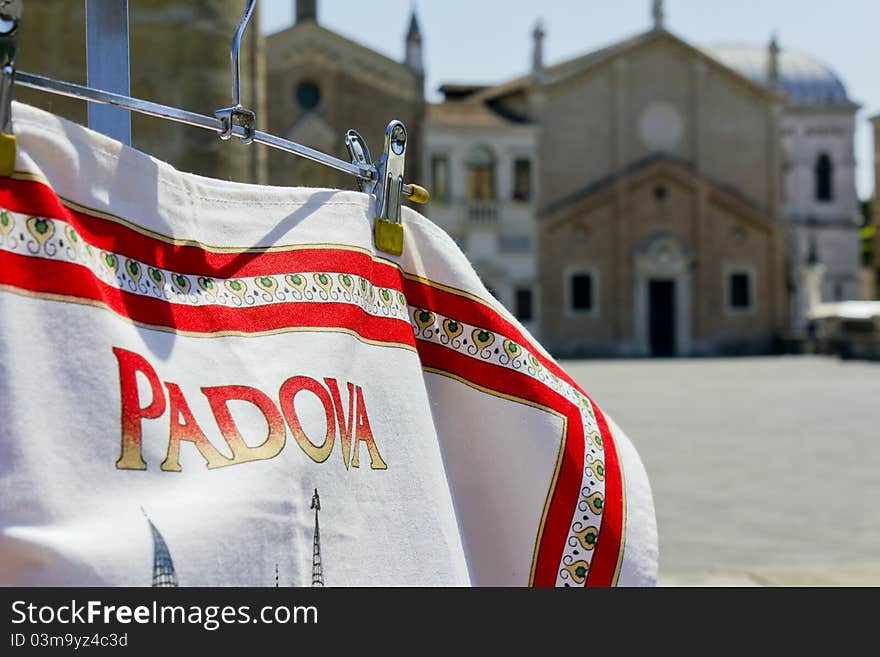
xmin=423 ymin=95 xmax=540 ymax=335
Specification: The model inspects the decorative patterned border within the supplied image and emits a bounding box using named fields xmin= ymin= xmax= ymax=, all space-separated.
xmin=410 ymin=307 xmax=607 ymax=586
xmin=0 ymin=209 xmax=410 ymax=322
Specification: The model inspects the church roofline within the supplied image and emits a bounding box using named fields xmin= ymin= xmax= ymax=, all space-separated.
xmin=438 ymin=83 xmax=492 ymax=100
xmin=460 ymin=28 xmax=782 ymax=107
xmin=551 ymin=29 xmax=783 ymax=100
xmin=784 ymin=100 xmax=861 ymax=115
xmin=705 ymin=43 xmax=856 ymax=107
xmin=785 ymin=214 xmax=862 ymax=228
xmin=426 ymin=101 xmax=536 ymax=129
xmin=539 ymin=153 xmax=775 ymax=232
xmin=266 ymin=19 xmax=418 ymax=79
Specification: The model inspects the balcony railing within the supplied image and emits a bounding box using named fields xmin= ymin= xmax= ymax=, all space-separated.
xmin=465 ymin=201 xmax=499 ymax=223
xmin=498 ymin=234 xmax=531 ymax=253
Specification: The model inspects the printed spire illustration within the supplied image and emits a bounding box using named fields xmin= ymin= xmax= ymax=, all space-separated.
xmin=142 ymin=509 xmax=178 ymax=587
xmin=311 ymin=488 xmax=323 ymax=586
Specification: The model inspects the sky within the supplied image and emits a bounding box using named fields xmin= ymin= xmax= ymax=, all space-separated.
xmin=259 ymin=0 xmax=880 ymax=200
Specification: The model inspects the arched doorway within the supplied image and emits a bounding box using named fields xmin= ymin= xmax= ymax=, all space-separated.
xmin=634 ymin=236 xmax=693 ymax=357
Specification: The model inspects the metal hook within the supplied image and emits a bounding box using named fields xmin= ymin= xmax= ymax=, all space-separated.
xmin=214 ymin=0 xmax=256 ymax=145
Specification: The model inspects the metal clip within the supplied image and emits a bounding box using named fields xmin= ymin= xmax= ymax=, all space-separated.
xmin=346 ymin=122 xmax=421 ymax=256
xmin=371 ymin=120 xmax=408 ymax=256
xmin=214 ymin=0 xmax=256 ymax=145
xmin=0 ymin=0 xmax=21 ymax=175
xmin=344 ymin=129 xmax=373 ymax=193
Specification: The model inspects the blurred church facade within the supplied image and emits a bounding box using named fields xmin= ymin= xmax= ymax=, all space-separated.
xmin=424 ymin=1 xmax=863 ymax=356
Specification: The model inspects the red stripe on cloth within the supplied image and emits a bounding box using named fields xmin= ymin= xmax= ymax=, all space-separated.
xmin=415 ymin=340 xmax=589 ymax=587
xmin=405 ymin=280 xmax=626 ymax=582
xmin=403 ymin=279 xmax=584 ymax=392
xmin=584 ymin=403 xmax=624 ymax=587
xmin=533 ymin=416 xmax=586 ymax=587
xmin=415 ymin=339 xmax=573 ymax=419
xmin=0 ymin=250 xmax=415 ymax=345
xmin=0 ymin=177 xmax=404 ymax=285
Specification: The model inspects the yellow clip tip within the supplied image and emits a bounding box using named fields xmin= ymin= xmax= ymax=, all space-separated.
xmin=406 ymin=183 xmax=430 ymax=204
xmin=0 ymin=133 xmax=16 ymax=177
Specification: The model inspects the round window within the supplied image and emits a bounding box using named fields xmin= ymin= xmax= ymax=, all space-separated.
xmin=295 ymin=81 xmax=321 ymax=111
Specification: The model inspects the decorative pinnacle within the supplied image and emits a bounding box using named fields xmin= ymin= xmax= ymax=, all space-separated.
xmin=652 ymin=0 xmax=665 ymax=30
xmin=532 ymin=19 xmax=546 ymax=74
xmin=407 ymin=6 xmax=421 ymax=41
xmin=768 ymin=32 xmax=782 ymax=90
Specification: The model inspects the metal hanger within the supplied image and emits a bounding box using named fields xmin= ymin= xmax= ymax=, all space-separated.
xmin=0 ymin=0 xmax=428 ymax=256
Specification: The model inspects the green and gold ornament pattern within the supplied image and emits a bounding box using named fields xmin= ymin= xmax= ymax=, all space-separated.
xmin=0 ymin=210 xmax=410 ymax=322
xmin=0 ymin=209 xmax=59 ymax=255
xmin=409 ymin=306 xmax=608 ymax=586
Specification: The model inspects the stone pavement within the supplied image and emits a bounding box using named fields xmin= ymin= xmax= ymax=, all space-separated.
xmin=561 ymin=356 xmax=880 ymax=587
xmin=658 ymin=562 xmax=880 ymax=587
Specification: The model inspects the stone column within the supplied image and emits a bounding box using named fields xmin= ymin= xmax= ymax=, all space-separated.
xmin=691 ymin=60 xmax=708 ymax=345
xmin=873 ymin=116 xmax=880 ymax=290
xmin=611 ymin=58 xmax=629 ymax=345
xmin=767 ymin=98 xmax=787 ymax=334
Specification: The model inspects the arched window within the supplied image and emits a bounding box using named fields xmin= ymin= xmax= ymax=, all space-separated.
xmin=815 ymin=153 xmax=833 ymax=202
xmin=465 ymin=144 xmax=496 ymax=201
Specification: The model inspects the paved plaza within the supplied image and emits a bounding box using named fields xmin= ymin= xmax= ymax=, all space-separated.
xmin=562 ymin=356 xmax=880 ymax=586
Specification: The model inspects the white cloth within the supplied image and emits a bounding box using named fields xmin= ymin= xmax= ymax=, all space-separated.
xmin=0 ymin=102 xmax=657 ymax=586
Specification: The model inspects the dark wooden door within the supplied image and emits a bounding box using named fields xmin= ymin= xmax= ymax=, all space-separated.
xmin=649 ymin=280 xmax=676 ymax=357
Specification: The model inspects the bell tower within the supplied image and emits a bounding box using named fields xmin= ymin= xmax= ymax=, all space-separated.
xmin=296 ymin=0 xmax=317 ymax=24
xmin=405 ymin=9 xmax=424 ymax=75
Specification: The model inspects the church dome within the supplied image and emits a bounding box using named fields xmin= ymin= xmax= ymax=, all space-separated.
xmin=705 ymin=45 xmax=851 ymax=105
